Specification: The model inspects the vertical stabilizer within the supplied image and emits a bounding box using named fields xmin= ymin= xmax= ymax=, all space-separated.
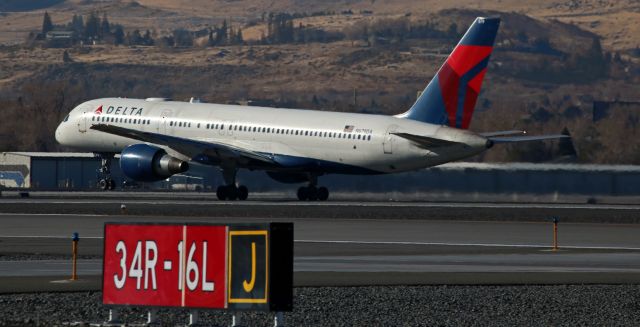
xmin=396 ymin=17 xmax=501 ymax=129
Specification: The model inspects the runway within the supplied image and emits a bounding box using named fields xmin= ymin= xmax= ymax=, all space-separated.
xmin=3 ymin=196 xmax=640 ymax=224
xmin=2 ymin=213 xmax=640 ymax=248
xmin=2 ymin=207 xmax=640 ymax=291
xmin=3 ymin=251 xmax=640 ymax=277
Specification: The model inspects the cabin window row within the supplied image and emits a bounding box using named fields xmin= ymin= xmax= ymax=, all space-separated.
xmin=213 ymin=123 xmax=373 ymax=141
xmin=92 ymin=116 xmax=151 ymax=125
xmin=92 ymin=115 xmax=372 ymax=141
xmin=169 ymin=121 xmax=192 ymax=128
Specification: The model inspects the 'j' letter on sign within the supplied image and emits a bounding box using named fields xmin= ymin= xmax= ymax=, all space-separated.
xmin=227 ymin=223 xmax=294 ymax=311
xmin=228 ymin=230 xmax=268 ymax=305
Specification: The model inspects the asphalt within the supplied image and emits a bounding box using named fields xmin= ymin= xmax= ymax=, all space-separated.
xmin=2 ymin=201 xmax=640 ymax=292
xmin=3 ymin=197 xmax=640 ymax=223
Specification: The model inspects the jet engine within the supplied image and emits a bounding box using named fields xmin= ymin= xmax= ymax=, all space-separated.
xmin=120 ymin=144 xmax=189 ymax=182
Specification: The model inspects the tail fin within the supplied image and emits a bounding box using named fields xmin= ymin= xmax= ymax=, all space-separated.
xmin=396 ymin=17 xmax=500 ymax=129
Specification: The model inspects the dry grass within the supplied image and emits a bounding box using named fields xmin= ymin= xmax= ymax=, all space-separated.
xmin=0 ymin=0 xmax=639 ymax=50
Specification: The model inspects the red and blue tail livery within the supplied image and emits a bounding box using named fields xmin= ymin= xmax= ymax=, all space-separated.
xmin=397 ymin=17 xmax=500 ymax=129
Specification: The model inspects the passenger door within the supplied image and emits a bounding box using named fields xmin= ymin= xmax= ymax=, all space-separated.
xmin=159 ymin=109 xmax=172 ymax=135
xmin=77 ymin=112 xmax=87 ymax=133
xmin=383 ymin=125 xmax=397 ymax=154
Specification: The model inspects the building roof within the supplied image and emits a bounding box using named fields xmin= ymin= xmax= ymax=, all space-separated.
xmin=2 ymin=152 xmax=96 ymax=158
xmin=435 ymin=162 xmax=640 ymax=172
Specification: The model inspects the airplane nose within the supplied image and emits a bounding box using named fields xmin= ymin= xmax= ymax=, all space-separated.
xmin=55 ymin=124 xmax=65 ymax=145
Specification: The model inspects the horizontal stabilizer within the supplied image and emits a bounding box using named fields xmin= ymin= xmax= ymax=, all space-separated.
xmin=489 ymin=134 xmax=569 ymax=143
xmin=391 ymin=132 xmax=461 ymax=148
xmin=479 ymin=130 xmax=526 ymax=137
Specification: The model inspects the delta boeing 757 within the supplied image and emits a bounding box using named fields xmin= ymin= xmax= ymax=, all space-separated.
xmin=55 ymin=17 xmax=566 ymax=201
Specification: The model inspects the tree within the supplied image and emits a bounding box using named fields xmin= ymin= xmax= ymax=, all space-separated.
xmin=172 ymin=29 xmax=193 ymax=47
xmin=100 ymin=13 xmax=111 ymax=38
xmin=126 ymin=29 xmax=143 ymax=45
xmin=142 ymin=30 xmax=154 ymax=46
xmin=216 ymin=20 xmax=228 ymax=45
xmin=84 ymin=12 xmax=100 ymax=40
xmin=447 ymin=23 xmax=458 ymax=38
xmin=42 ymin=12 xmax=53 ymax=34
xmin=70 ymin=14 xmax=84 ymax=35
xmin=235 ymin=28 xmax=243 ymax=44
xmin=113 ymin=25 xmax=124 ymax=45
xmin=62 ymin=50 xmax=72 ymax=63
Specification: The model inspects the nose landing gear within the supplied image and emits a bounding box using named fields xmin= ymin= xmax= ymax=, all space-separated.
xmin=96 ymin=153 xmax=116 ymax=191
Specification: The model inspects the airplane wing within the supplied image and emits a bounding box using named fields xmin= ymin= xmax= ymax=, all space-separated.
xmin=479 ymin=130 xmax=526 ymax=137
xmin=488 ymin=134 xmax=569 ymax=143
xmin=90 ymin=124 xmax=276 ymax=164
xmin=391 ymin=132 xmax=462 ymax=148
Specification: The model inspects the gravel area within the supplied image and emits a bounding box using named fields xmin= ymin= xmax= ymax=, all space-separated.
xmin=0 ymin=254 xmax=100 ymax=261
xmin=1 ymin=285 xmax=640 ymax=326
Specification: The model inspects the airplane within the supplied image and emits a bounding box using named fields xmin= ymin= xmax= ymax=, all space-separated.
xmin=55 ymin=16 xmax=567 ymax=201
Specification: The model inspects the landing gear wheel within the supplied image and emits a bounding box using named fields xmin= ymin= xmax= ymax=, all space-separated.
xmin=108 ymin=179 xmax=116 ymax=190
xmin=227 ymin=186 xmax=239 ymax=201
xmin=99 ymin=179 xmax=108 ymax=191
xmin=217 ymin=185 xmax=228 ymax=200
xmin=297 ymin=186 xmax=329 ymax=201
xmin=306 ymin=186 xmax=318 ymax=201
xmin=297 ymin=187 xmax=308 ymax=201
xmin=238 ymin=185 xmax=249 ymax=201
xmin=217 ymin=185 xmax=248 ymax=201
xmin=317 ymin=186 xmax=329 ymax=201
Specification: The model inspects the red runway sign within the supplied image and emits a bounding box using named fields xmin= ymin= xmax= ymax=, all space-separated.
xmin=102 ymin=223 xmax=293 ymax=311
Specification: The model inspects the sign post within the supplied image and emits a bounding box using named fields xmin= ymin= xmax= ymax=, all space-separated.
xmin=102 ymin=222 xmax=293 ymax=324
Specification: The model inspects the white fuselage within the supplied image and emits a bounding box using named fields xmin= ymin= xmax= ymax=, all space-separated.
xmin=55 ymin=98 xmax=488 ymax=174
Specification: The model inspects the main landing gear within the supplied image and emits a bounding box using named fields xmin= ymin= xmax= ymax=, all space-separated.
xmin=216 ymin=167 xmax=249 ymax=201
xmin=297 ymin=186 xmax=329 ymax=201
xmin=216 ymin=184 xmax=248 ymax=201
xmin=297 ymin=174 xmax=329 ymax=201
xmin=96 ymin=153 xmax=116 ymax=191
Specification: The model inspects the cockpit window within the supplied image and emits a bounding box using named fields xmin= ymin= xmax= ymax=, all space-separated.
xmin=63 ymin=114 xmax=70 ymax=122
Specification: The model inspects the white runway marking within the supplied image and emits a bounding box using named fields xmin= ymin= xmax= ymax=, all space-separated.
xmin=1 ymin=200 xmax=640 ymax=210
xmin=2 ymin=235 xmax=640 ymax=251
xmin=0 ymin=235 xmax=104 ymax=239
xmin=295 ymin=239 xmax=640 ymax=251
xmin=0 ymin=213 xmax=108 ymax=217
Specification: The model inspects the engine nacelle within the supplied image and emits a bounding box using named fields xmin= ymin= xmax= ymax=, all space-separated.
xmin=120 ymin=144 xmax=189 ymax=182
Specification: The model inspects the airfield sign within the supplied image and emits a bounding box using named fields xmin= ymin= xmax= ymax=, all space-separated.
xmin=102 ymin=223 xmax=293 ymax=311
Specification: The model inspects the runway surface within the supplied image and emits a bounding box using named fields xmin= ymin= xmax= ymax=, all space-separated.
xmin=1 ymin=206 xmax=640 ymax=290
xmin=3 ymin=196 xmax=640 ymax=224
